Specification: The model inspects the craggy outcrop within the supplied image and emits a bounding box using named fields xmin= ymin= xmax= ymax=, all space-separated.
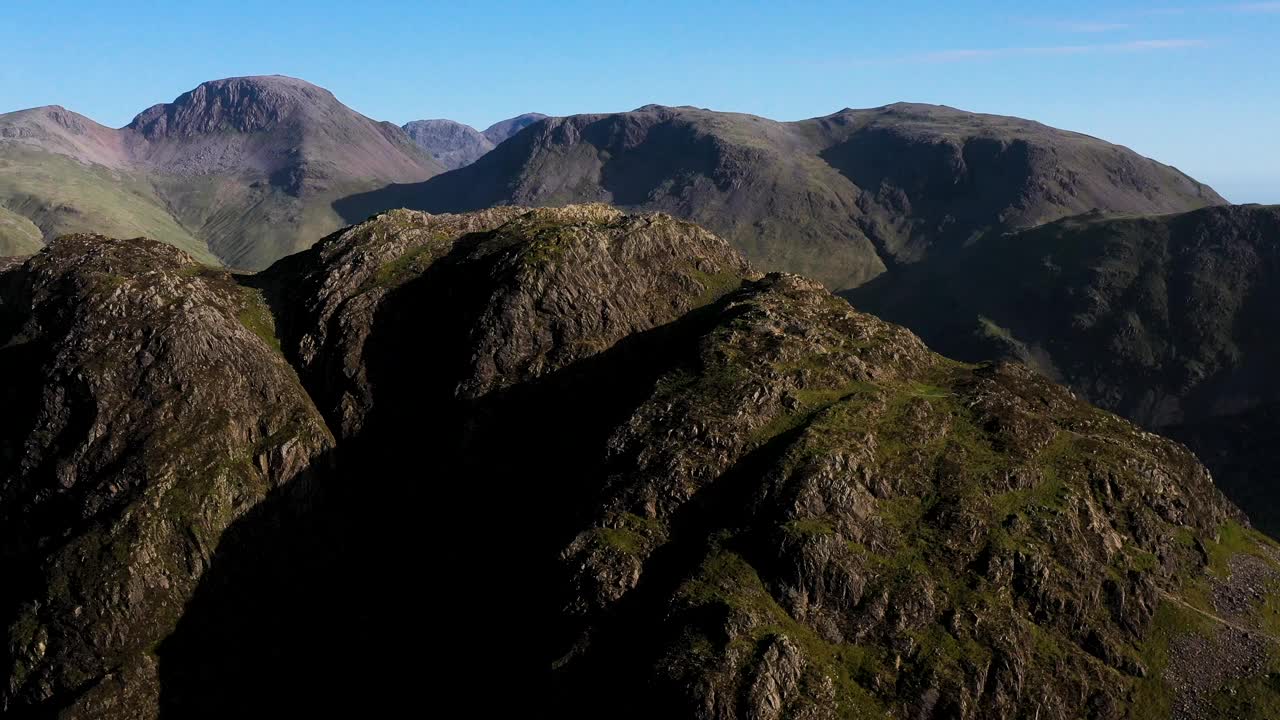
xmin=267 ymin=205 xmax=1277 ymax=718
xmin=551 ymin=273 xmax=1256 ymax=719
xmin=261 ymin=203 xmax=751 ymax=437
xmin=3 ymin=208 xmax=1278 ymax=718
xmin=0 ymin=236 xmax=332 ymax=718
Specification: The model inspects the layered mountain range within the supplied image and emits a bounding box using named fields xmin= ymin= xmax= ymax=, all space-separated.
xmin=3 ymin=75 xmax=1279 ymax=719
xmin=2 ymin=77 xmax=1223 ymax=289
xmin=4 ymin=207 xmax=1279 ymax=719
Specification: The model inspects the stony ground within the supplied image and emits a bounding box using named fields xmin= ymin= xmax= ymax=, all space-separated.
xmin=1167 ymin=551 xmax=1280 ymax=719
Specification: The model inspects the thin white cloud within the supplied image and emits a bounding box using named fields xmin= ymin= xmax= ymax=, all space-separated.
xmin=1034 ymin=20 xmax=1133 ymax=32
xmin=1136 ymin=7 xmax=1190 ymax=16
xmin=880 ymin=39 xmax=1207 ymax=65
xmin=1232 ymin=2 xmax=1280 ymax=11
xmin=1122 ymin=39 xmax=1209 ymax=48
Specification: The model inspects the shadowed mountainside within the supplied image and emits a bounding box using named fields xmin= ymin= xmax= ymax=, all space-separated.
xmin=335 ymin=103 xmax=1223 ymax=291
xmin=848 ymin=203 xmax=1280 ymax=537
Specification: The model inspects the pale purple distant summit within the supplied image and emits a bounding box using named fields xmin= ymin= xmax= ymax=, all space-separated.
xmin=402 ymin=112 xmax=546 ymax=170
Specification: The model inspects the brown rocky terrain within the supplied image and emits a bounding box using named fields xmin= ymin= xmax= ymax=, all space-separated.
xmin=0 ymin=236 xmax=332 ymax=718
xmin=2 ymin=206 xmax=1277 ymax=718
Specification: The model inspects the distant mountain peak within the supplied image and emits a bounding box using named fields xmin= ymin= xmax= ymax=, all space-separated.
xmin=402 ymin=119 xmax=492 ymax=170
xmin=0 ymin=104 xmax=128 ymax=167
xmin=481 ymin=112 xmax=547 ymax=145
xmin=403 ymin=113 xmax=549 ymax=170
xmin=0 ymin=74 xmax=442 ymax=270
xmin=126 ymin=75 xmax=342 ymax=139
xmin=3 ymin=105 xmax=104 ymax=133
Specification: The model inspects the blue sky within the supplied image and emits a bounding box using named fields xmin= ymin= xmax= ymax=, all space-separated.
xmin=1 ymin=1 xmax=1276 ymax=202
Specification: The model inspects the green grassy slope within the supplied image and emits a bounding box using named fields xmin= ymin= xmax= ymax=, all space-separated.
xmin=0 ymin=205 xmax=43 ymax=255
xmin=0 ymin=147 xmax=217 ymax=264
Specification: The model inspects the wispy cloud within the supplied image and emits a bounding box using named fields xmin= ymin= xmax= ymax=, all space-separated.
xmin=1122 ymin=39 xmax=1209 ymax=49
xmin=1232 ymin=2 xmax=1280 ymax=12
xmin=1135 ymin=7 xmax=1190 ymax=16
xmin=877 ymin=39 xmax=1207 ymax=65
xmin=1032 ymin=20 xmax=1133 ymax=32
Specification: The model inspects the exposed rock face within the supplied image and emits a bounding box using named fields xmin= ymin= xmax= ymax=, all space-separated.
xmin=0 ymin=236 xmax=332 ymax=718
xmin=270 ymin=205 xmax=1275 ymax=718
xmin=261 ymin=203 xmax=751 ymax=438
xmin=402 ymin=113 xmax=549 ymax=170
xmin=336 ymin=103 xmax=1223 ymax=291
xmin=402 ymin=119 xmax=496 ymax=170
xmin=3 ymin=207 xmax=1277 ymax=718
xmin=125 ymin=76 xmax=435 ymax=181
xmin=848 ymin=204 xmax=1280 ymax=535
xmin=548 ymin=274 xmax=1253 ymax=719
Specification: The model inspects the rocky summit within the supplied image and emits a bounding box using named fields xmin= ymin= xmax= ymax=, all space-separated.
xmin=2 ymin=207 xmax=1279 ymax=719
xmin=0 ymin=76 xmax=443 ymax=271
xmin=402 ymin=113 xmax=548 ymax=170
xmin=0 ymin=236 xmax=332 ymax=717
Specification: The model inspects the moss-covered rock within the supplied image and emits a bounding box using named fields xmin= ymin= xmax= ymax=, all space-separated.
xmin=4 ymin=208 xmax=1278 ymax=719
xmin=0 ymin=235 xmax=332 ymax=719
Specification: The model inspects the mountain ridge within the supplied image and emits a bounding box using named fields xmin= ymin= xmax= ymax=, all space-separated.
xmin=4 ymin=208 xmax=1278 ymax=717
xmin=338 ymin=101 xmax=1224 ymax=290
xmin=0 ymin=75 xmax=444 ymax=270
xmin=0 ymin=77 xmax=1228 ymax=287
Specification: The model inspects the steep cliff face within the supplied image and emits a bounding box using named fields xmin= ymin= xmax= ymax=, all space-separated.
xmin=402 ymin=119 xmax=496 ymax=170
xmin=3 ymin=208 xmax=1277 ymax=718
xmin=0 ymin=236 xmax=332 ymax=718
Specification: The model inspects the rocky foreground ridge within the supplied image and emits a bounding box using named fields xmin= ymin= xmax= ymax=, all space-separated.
xmin=3 ymin=206 xmax=1279 ymax=718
